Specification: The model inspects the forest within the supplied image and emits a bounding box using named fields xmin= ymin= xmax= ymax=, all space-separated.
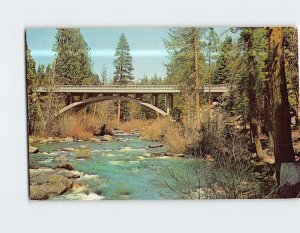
xmin=27 ymin=27 xmax=300 ymax=199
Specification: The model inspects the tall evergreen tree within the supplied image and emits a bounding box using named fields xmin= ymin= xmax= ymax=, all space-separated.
xmin=26 ymin=38 xmax=45 ymax=134
xmin=164 ymin=27 xmax=205 ymax=132
xmin=240 ymin=28 xmax=265 ymax=160
xmin=101 ymin=63 xmax=108 ymax=85
xmin=213 ymin=36 xmax=234 ymax=84
xmin=113 ymin=33 xmax=134 ymax=121
xmin=204 ymin=27 xmax=219 ymax=109
xmin=283 ymin=27 xmax=299 ymax=123
xmin=113 ymin=33 xmax=134 ymax=85
xmin=36 ymin=64 xmax=46 ymax=85
xmin=267 ymin=27 xmax=295 ymax=182
xmin=53 ymin=28 xmax=94 ymax=85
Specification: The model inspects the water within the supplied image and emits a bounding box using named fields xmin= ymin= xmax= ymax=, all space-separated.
xmin=29 ymin=135 xmax=186 ymax=200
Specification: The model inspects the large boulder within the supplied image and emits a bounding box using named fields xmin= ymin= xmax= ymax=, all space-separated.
xmin=279 ymin=163 xmax=300 ymax=198
xmin=55 ymin=163 xmax=74 ymax=171
xmin=90 ymin=137 xmax=101 ymax=143
xmin=48 ymin=175 xmax=73 ymax=189
xmin=101 ymin=135 xmax=115 ymax=141
xmin=57 ymin=170 xmax=82 ymax=179
xmin=29 ymin=146 xmax=39 ymax=154
xmin=39 ymin=182 xmax=68 ymax=197
xmin=280 ymin=163 xmax=300 ymax=186
xmin=30 ymin=173 xmax=52 ymax=186
xmin=30 ymin=186 xmax=49 ymax=200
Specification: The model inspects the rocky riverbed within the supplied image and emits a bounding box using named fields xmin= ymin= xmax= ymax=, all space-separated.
xmin=28 ymin=134 xmax=186 ymax=200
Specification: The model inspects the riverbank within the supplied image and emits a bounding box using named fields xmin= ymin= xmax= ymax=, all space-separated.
xmin=30 ymin=116 xmax=188 ymax=154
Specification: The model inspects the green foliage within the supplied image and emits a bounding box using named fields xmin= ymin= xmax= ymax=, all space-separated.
xmin=53 ymin=28 xmax=95 ymax=85
xmin=113 ymin=33 xmax=134 ymax=85
xmin=26 ymin=39 xmax=45 ymax=134
xmin=283 ymin=27 xmax=299 ymax=111
xmin=213 ymin=36 xmax=235 ymax=84
xmin=101 ymin=64 xmax=108 ymax=85
xmin=204 ymin=27 xmax=219 ymax=66
xmin=164 ymin=27 xmax=205 ymax=88
xmin=164 ymin=27 xmax=206 ymax=127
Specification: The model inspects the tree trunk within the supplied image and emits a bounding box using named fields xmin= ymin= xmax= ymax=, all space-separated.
xmin=117 ymin=100 xmax=121 ymax=122
xmin=247 ymin=28 xmax=265 ymax=160
xmin=267 ymin=27 xmax=295 ymax=183
xmin=194 ymin=29 xmax=201 ymax=129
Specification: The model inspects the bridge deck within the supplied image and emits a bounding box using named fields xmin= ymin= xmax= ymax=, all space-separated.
xmin=36 ymin=84 xmax=228 ymax=94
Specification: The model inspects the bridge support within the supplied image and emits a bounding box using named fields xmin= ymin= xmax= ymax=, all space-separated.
xmin=134 ymin=93 xmax=143 ymax=100
xmin=165 ymin=94 xmax=173 ymax=115
xmin=151 ymin=94 xmax=159 ymax=118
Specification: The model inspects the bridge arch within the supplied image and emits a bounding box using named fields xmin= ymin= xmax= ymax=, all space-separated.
xmin=55 ymin=95 xmax=168 ymax=117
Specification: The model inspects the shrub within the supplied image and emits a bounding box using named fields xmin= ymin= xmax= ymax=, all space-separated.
xmin=163 ymin=115 xmax=277 ymax=199
xmin=53 ymin=114 xmax=104 ymax=140
xmin=143 ymin=118 xmax=187 ymax=153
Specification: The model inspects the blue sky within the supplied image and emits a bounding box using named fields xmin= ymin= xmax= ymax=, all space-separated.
xmin=26 ymin=27 xmax=232 ymax=80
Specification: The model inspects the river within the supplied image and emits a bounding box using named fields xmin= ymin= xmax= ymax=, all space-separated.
xmin=29 ymin=134 xmax=186 ymax=200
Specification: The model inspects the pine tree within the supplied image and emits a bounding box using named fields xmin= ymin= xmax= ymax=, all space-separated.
xmin=36 ymin=64 xmax=46 ymax=85
xmin=113 ymin=33 xmax=134 ymax=121
xmin=53 ymin=28 xmax=94 ymax=85
xmin=204 ymin=27 xmax=219 ymax=110
xmin=213 ymin=36 xmax=234 ymax=84
xmin=113 ymin=33 xmax=134 ymax=85
xmin=283 ymin=27 xmax=299 ymax=123
xmin=164 ymin=27 xmax=205 ymax=131
xmin=101 ymin=64 xmax=107 ymax=85
xmin=267 ymin=27 xmax=295 ymax=182
xmin=240 ymin=28 xmax=265 ymax=160
xmin=26 ymin=38 xmax=45 ymax=134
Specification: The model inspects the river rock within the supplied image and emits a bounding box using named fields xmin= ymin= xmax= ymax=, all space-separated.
xmin=102 ymin=135 xmax=114 ymax=141
xmin=29 ymin=146 xmax=39 ymax=154
xmin=64 ymin=137 xmax=74 ymax=142
xmin=58 ymin=170 xmax=82 ymax=179
xmin=38 ymin=182 xmax=67 ymax=197
xmin=150 ymin=152 xmax=164 ymax=157
xmin=54 ymin=155 xmax=68 ymax=161
xmin=30 ymin=173 xmax=52 ymax=186
xmin=48 ymin=175 xmax=73 ymax=189
xmin=62 ymin=147 xmax=75 ymax=152
xmin=30 ymin=174 xmax=73 ymax=199
xmin=280 ymin=163 xmax=300 ymax=186
xmin=55 ymin=163 xmax=74 ymax=171
xmin=148 ymin=144 xmax=164 ymax=148
xmin=30 ymin=186 xmax=49 ymax=200
xmin=79 ymin=145 xmax=87 ymax=149
xmin=90 ymin=137 xmax=101 ymax=143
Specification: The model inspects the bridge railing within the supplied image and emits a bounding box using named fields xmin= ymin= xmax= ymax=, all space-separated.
xmin=37 ymin=84 xmax=228 ymax=89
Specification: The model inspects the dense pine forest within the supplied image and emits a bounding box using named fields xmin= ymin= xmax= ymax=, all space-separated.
xmin=27 ymin=27 xmax=300 ymax=199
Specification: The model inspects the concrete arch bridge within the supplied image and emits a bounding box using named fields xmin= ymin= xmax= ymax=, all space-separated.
xmin=36 ymin=84 xmax=228 ymax=117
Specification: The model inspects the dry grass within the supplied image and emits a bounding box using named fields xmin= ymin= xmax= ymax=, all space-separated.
xmin=108 ymin=119 xmax=151 ymax=133
xmin=143 ymin=118 xmax=187 ymax=153
xmin=54 ymin=114 xmax=103 ymax=140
